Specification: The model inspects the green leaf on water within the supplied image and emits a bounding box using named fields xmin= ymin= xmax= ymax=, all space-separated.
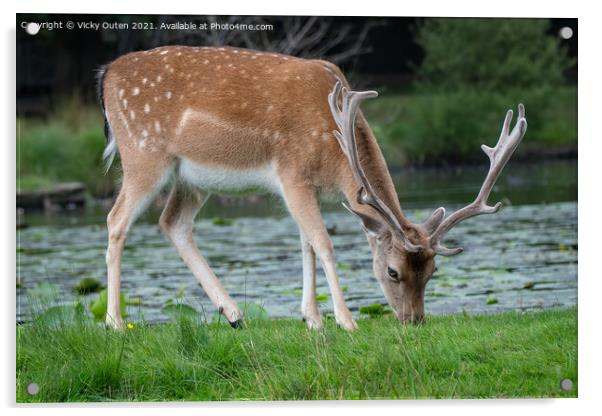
xmin=127 ymin=297 xmax=143 ymax=306
xmin=359 ymin=303 xmax=392 ymax=317
xmin=316 ymin=293 xmax=329 ymax=302
xmin=90 ymin=289 xmax=128 ymax=322
xmin=162 ymin=303 xmax=200 ymax=321
xmin=337 ymin=262 xmax=352 ymax=271
xmin=212 ymin=216 xmax=233 ymax=226
xmin=523 ymin=281 xmax=535 ymax=289
xmin=73 ymin=277 xmax=103 ymax=295
xmin=36 ymin=303 xmax=86 ymax=327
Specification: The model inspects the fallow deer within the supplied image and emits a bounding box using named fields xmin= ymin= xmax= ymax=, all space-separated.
xmin=98 ymin=45 xmax=527 ymax=331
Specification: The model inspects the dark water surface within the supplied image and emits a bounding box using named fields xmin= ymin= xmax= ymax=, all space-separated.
xmin=17 ymin=159 xmax=577 ymax=322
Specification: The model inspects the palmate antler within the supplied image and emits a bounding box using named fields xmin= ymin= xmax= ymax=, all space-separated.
xmin=328 ymin=82 xmax=421 ymax=252
xmin=428 ymin=104 xmax=528 ymax=256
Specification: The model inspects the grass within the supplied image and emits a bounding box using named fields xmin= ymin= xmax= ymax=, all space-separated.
xmin=16 ymin=307 xmax=577 ymax=402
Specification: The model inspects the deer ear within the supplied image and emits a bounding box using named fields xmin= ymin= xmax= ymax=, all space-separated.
xmin=342 ymin=203 xmax=389 ymax=240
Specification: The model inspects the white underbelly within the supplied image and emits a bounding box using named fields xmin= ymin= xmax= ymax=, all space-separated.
xmin=178 ymin=159 xmax=282 ymax=195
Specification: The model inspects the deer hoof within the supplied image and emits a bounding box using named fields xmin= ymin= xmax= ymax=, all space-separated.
xmin=229 ymin=319 xmax=244 ymax=329
xmin=336 ymin=318 xmax=358 ymax=331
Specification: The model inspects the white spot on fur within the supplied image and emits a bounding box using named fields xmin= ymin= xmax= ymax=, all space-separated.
xmin=159 ymin=50 xmax=169 ymax=55
xmin=130 ymin=110 xmax=136 ymax=120
xmin=142 ymin=78 xmax=147 ymax=84
xmin=118 ymin=89 xmax=124 ymax=99
xmin=154 ymin=120 xmax=161 ymax=133
xmin=156 ymin=75 xmax=162 ymax=82
xmin=165 ymin=91 xmax=172 ymax=99
xmin=122 ymin=99 xmax=128 ymax=109
xmin=142 ymin=129 xmax=148 ymax=137
xmin=132 ymin=87 xmax=140 ymax=96
xmin=144 ymin=103 xmax=150 ymax=113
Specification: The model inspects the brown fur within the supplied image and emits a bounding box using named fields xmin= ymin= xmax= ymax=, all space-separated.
xmin=101 ymin=45 xmax=430 ymax=330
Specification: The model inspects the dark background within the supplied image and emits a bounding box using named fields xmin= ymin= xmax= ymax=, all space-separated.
xmin=16 ymin=14 xmax=577 ymax=116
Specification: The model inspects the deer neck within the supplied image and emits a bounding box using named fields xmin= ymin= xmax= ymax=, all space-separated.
xmin=339 ymin=115 xmax=413 ymax=230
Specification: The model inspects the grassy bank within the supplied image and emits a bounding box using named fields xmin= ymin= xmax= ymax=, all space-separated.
xmin=17 ymin=308 xmax=577 ymax=402
xmin=17 ymin=87 xmax=576 ymax=195
xmin=17 ymin=95 xmax=114 ymax=196
xmin=363 ymin=86 xmax=577 ymax=165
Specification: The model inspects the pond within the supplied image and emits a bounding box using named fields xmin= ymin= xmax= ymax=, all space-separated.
xmin=17 ymin=159 xmax=577 ymax=323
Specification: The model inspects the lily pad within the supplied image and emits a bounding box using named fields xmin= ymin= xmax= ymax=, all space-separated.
xmin=523 ymin=281 xmax=536 ymax=289
xmin=337 ymin=262 xmax=352 ymax=271
xmin=36 ymin=303 xmax=86 ymax=327
xmin=486 ymin=297 xmax=499 ymax=305
xmin=90 ymin=289 xmax=128 ymax=322
xmin=162 ymin=303 xmax=200 ymax=321
xmin=359 ymin=303 xmax=392 ymax=318
xmin=316 ymin=293 xmax=329 ymax=302
xmin=74 ymin=277 xmax=103 ymax=295
xmin=212 ymin=217 xmax=233 ymax=226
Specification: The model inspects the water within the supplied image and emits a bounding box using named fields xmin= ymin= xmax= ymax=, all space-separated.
xmin=16 ymin=159 xmax=577 ymax=323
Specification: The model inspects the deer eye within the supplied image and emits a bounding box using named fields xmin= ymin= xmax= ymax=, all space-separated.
xmin=387 ymin=267 xmax=399 ymax=281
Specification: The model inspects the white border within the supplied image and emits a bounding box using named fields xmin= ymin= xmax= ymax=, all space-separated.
xmin=3 ymin=1 xmax=600 ymax=415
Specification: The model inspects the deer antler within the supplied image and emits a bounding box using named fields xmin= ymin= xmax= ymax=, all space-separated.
xmin=328 ymin=82 xmax=420 ymax=252
xmin=428 ymin=104 xmax=528 ymax=256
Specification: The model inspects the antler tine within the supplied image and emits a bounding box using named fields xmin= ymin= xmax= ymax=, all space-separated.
xmin=328 ymin=82 xmax=420 ymax=253
xmin=429 ymin=104 xmax=528 ymax=256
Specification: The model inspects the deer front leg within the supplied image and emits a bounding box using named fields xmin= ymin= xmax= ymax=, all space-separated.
xmin=300 ymin=231 xmax=322 ymax=329
xmin=159 ymin=185 xmax=243 ymax=326
xmin=282 ymin=181 xmax=357 ymax=331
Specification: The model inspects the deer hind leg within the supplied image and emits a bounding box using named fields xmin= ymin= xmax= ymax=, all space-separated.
xmin=300 ymin=231 xmax=322 ymax=329
xmin=159 ymin=184 xmax=243 ymax=327
xmin=282 ymin=180 xmax=357 ymax=331
xmin=106 ymin=164 xmax=173 ymax=330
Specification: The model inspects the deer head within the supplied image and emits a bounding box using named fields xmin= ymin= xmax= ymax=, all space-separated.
xmin=328 ymin=82 xmax=527 ymax=323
